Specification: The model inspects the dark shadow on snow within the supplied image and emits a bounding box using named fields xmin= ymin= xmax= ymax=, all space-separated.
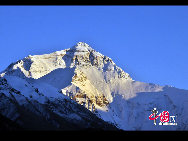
xmin=28 ymin=67 xmax=76 ymax=89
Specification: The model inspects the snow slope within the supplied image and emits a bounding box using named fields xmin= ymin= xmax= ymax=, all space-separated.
xmin=0 ymin=76 xmax=117 ymax=130
xmin=1 ymin=42 xmax=188 ymax=130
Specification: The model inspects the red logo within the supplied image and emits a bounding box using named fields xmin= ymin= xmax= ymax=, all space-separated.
xmin=149 ymin=108 xmax=177 ymax=125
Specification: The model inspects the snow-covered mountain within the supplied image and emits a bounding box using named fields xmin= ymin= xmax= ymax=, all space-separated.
xmin=1 ymin=42 xmax=188 ymax=130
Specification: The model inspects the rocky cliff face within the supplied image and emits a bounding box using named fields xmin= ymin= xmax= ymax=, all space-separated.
xmin=1 ymin=42 xmax=188 ymax=130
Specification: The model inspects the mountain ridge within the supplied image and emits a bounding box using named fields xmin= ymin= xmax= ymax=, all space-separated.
xmin=1 ymin=42 xmax=188 ymax=130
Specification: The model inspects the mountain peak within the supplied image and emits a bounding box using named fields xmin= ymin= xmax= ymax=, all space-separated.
xmin=76 ymin=42 xmax=90 ymax=48
xmin=1 ymin=42 xmax=188 ymax=131
xmin=70 ymin=42 xmax=93 ymax=53
xmin=2 ymin=43 xmax=132 ymax=81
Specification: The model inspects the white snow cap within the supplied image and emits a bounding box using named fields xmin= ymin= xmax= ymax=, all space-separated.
xmin=73 ymin=42 xmax=92 ymax=52
xmin=77 ymin=42 xmax=90 ymax=48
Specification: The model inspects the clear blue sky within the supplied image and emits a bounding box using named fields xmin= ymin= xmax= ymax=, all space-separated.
xmin=0 ymin=6 xmax=188 ymax=90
